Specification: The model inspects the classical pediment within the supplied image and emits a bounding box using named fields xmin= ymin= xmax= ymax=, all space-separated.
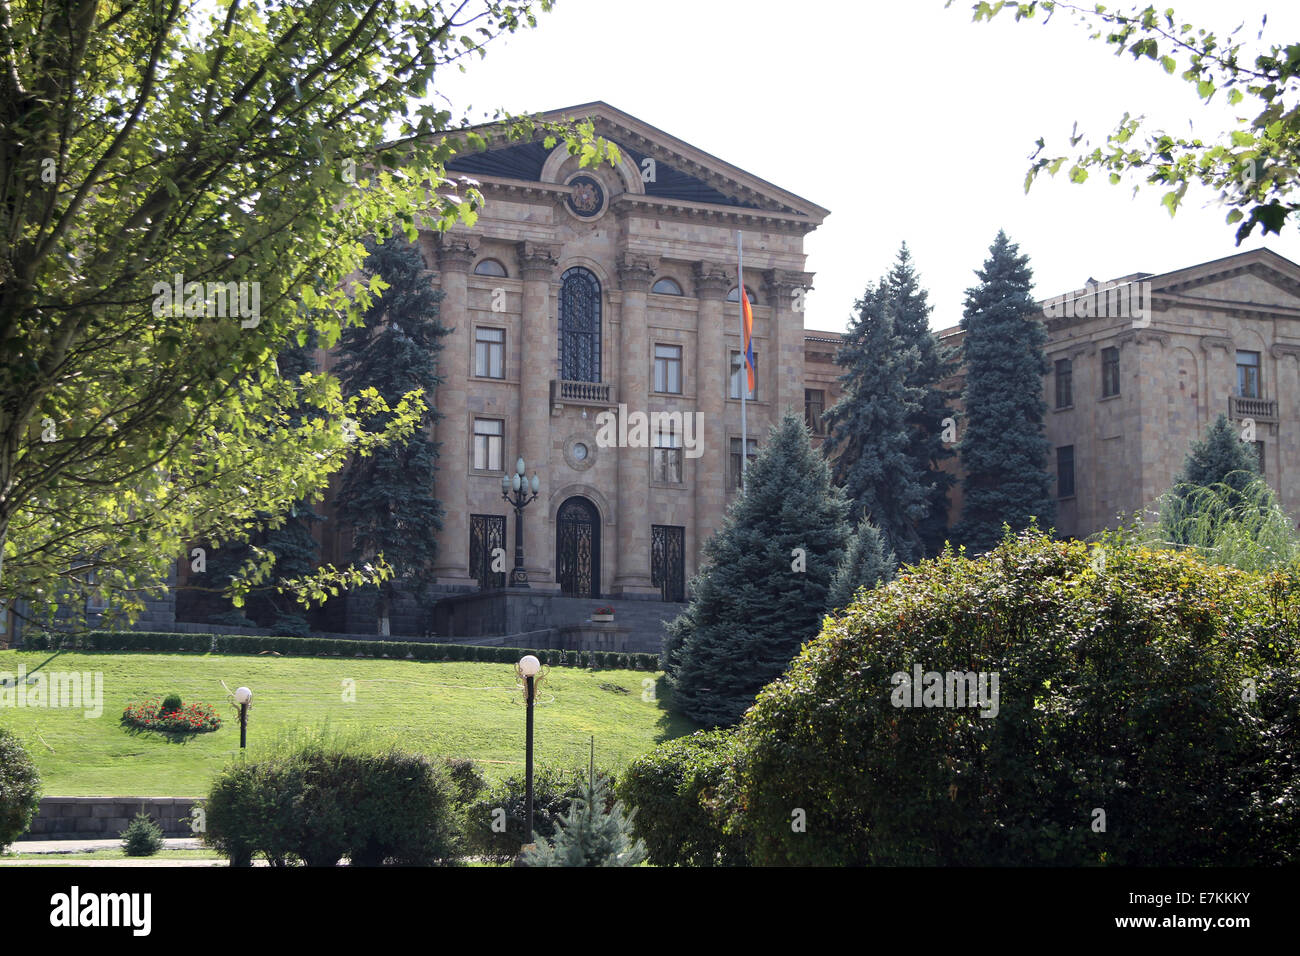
xmin=443 ymin=101 xmax=828 ymax=226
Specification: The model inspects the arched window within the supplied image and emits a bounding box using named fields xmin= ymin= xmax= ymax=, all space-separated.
xmin=727 ymin=285 xmax=757 ymax=304
xmin=651 ymin=277 xmax=684 ymax=296
xmin=473 ymin=258 xmax=508 ymax=277
xmin=559 ymin=267 xmax=602 ymax=383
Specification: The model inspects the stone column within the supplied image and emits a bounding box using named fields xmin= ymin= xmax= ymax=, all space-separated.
xmin=612 ymin=254 xmax=658 ymax=596
xmin=517 ymin=241 xmax=560 ymax=587
xmin=692 ymin=262 xmax=730 ymax=568
xmin=431 ymin=232 xmax=477 ymax=587
xmin=766 ymin=269 xmax=815 ymax=420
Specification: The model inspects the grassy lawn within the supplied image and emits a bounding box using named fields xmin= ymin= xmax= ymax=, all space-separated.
xmin=0 ymin=650 xmax=696 ymax=796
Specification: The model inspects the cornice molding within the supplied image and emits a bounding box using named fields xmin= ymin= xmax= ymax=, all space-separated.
xmin=1200 ymin=334 xmax=1234 ymax=354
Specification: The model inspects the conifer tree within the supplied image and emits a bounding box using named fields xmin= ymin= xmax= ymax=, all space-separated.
xmin=335 ymin=232 xmax=449 ymax=635
xmin=826 ymin=516 xmax=897 ymax=613
xmin=1160 ymin=413 xmax=1264 ymax=543
xmin=883 ymin=244 xmax=959 ymax=557
xmin=823 ymin=283 xmax=928 ymax=564
xmin=664 ymin=410 xmax=850 ymax=727
xmin=952 ymin=231 xmax=1055 ymax=555
xmin=520 ymin=744 xmax=646 ymax=867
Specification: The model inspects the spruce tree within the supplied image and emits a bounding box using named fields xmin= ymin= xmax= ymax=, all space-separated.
xmin=520 ymin=745 xmax=646 ymax=867
xmin=1160 ymin=413 xmax=1264 ymax=543
xmin=951 ymin=231 xmax=1055 ymax=555
xmin=664 ymin=410 xmax=850 ymax=727
xmin=822 ymin=280 xmax=928 ymax=565
xmin=826 ymin=516 xmax=896 ymax=612
xmin=883 ymin=244 xmax=959 ymax=557
xmin=335 ymin=232 xmax=449 ymax=635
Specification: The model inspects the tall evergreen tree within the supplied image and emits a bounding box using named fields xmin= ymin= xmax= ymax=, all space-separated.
xmin=335 ymin=232 xmax=449 ymax=635
xmin=664 ymin=410 xmax=850 ymax=727
xmin=822 ymin=281 xmax=928 ymax=565
xmin=883 ymin=244 xmax=959 ymax=557
xmin=1160 ymin=413 xmax=1264 ymax=544
xmin=826 ymin=516 xmax=896 ymax=613
xmin=951 ymin=231 xmax=1055 ymax=555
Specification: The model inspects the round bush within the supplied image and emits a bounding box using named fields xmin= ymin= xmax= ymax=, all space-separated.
xmin=0 ymin=728 xmax=43 ymax=850
xmin=161 ymin=693 xmax=183 ymax=714
xmin=721 ymin=530 xmax=1300 ymax=866
xmin=619 ymin=729 xmax=747 ymax=867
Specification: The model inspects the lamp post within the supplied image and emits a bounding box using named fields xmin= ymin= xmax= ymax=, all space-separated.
xmin=500 ymin=457 xmax=541 ymax=588
xmin=518 ymin=654 xmax=541 ymax=846
xmin=234 ymin=686 xmax=252 ymax=749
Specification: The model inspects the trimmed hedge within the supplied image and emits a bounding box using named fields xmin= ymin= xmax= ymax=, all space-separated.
xmin=21 ymin=630 xmax=659 ymax=671
xmin=619 ymin=729 xmax=747 ymax=867
xmin=720 ymin=529 xmax=1300 ymax=866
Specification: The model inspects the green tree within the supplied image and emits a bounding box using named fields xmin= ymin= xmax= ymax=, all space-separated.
xmin=335 ymin=233 xmax=449 ymax=635
xmin=826 ymin=515 xmax=896 ymax=612
xmin=823 ymin=280 xmax=928 ymax=564
xmin=0 ymin=0 xmax=611 ymax=625
xmin=884 ymin=244 xmax=959 ymax=557
xmin=665 ymin=410 xmax=850 ymax=727
xmin=968 ymin=1 xmax=1294 ymax=242
xmin=520 ymin=745 xmax=646 ymax=867
xmin=952 ymin=231 xmax=1055 ymax=554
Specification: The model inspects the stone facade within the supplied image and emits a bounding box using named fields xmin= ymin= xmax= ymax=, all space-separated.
xmin=938 ymin=247 xmax=1300 ymax=539
xmin=316 ymin=102 xmax=839 ymax=627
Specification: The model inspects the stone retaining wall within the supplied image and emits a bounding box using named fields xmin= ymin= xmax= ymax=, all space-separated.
xmin=20 ymin=797 xmax=200 ymax=841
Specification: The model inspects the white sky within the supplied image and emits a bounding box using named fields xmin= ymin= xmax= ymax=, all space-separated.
xmin=432 ymin=0 xmax=1300 ymax=334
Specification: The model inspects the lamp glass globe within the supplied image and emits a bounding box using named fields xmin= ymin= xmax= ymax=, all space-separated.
xmin=235 ymin=686 xmax=253 ymax=704
xmin=518 ymin=655 xmax=541 ymax=677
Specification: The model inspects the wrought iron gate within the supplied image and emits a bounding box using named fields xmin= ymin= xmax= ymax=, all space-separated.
xmin=651 ymin=524 xmax=686 ymax=603
xmin=469 ymin=514 xmax=506 ymax=590
xmin=556 ymin=497 xmax=600 ymax=597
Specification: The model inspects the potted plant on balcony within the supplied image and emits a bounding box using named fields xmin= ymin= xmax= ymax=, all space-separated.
xmin=591 ymin=605 xmax=615 ymax=623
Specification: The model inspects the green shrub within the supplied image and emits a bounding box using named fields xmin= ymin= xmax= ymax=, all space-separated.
xmin=160 ymin=693 xmax=183 ymax=714
xmin=619 ymin=729 xmax=746 ymax=867
xmin=443 ymin=758 xmax=488 ymax=806
xmin=203 ymin=739 xmax=461 ymax=866
xmin=463 ymin=765 xmax=620 ymax=864
xmin=722 ymin=528 xmax=1300 ymax=866
xmin=0 ymin=728 xmax=43 ymax=851
xmin=120 ymin=812 xmax=165 ymax=856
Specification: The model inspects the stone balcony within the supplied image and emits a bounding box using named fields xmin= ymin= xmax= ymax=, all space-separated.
xmin=550 ymin=379 xmax=618 ymax=411
xmin=1229 ymin=394 xmax=1279 ymax=423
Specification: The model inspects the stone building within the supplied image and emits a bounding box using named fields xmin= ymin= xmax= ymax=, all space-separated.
xmin=314 ymin=102 xmax=842 ymax=644
xmin=938 ymin=247 xmax=1300 ymax=540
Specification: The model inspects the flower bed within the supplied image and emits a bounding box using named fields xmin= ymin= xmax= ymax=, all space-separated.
xmin=122 ymin=699 xmax=222 ymax=734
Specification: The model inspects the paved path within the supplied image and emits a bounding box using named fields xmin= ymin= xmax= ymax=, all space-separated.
xmin=7 ymin=837 xmax=203 ymax=855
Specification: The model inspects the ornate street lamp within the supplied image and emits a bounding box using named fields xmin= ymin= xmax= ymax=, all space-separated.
xmin=517 ymin=654 xmax=542 ymax=846
xmin=500 ymin=457 xmax=541 ymax=588
xmin=234 ymin=686 xmax=253 ymax=749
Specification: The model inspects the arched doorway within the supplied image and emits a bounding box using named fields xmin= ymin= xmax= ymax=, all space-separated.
xmin=556 ymin=496 xmax=600 ymax=597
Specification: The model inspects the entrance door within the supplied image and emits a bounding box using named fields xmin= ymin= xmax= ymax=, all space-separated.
xmin=556 ymin=497 xmax=600 ymax=597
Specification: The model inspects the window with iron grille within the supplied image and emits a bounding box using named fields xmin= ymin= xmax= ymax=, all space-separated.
xmin=651 ymin=525 xmax=686 ymax=603
xmin=559 ymin=267 xmax=601 ymax=383
xmin=469 ymin=514 xmax=506 ymax=590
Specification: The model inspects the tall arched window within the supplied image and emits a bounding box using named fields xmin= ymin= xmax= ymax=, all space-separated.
xmin=559 ymin=267 xmax=602 ymax=382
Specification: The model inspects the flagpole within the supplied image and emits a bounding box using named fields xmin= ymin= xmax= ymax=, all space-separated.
xmin=737 ymin=230 xmax=747 ymax=489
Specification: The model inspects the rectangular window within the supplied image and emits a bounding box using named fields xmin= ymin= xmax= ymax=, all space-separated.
xmin=472 ymin=418 xmax=503 ymax=472
xmin=475 ymin=327 xmax=505 ymax=379
xmin=1237 ymin=350 xmax=1261 ymax=398
xmin=1101 ymin=347 xmax=1120 ymax=398
xmin=653 ymin=419 xmax=683 ymax=484
xmin=729 ymin=350 xmax=758 ymax=400
xmin=1057 ymin=445 xmax=1075 ymax=498
xmin=653 ymin=344 xmax=683 ymax=394
xmin=805 ymin=388 xmax=826 ymax=434
xmin=1055 ymin=358 xmax=1073 ymax=409
xmin=729 ymin=437 xmax=758 ymax=489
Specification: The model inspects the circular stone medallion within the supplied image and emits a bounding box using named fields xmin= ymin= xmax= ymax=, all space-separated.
xmin=566 ymin=175 xmax=605 ymax=218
